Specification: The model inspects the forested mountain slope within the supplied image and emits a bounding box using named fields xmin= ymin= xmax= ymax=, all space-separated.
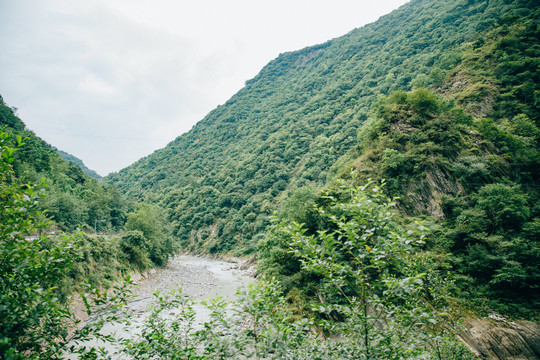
xmin=0 ymin=96 xmax=127 ymax=232
xmin=56 ymin=148 xmax=102 ymax=179
xmin=106 ymin=0 xmax=539 ymax=258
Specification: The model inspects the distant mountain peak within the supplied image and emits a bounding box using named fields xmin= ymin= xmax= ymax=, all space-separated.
xmin=55 ymin=148 xmax=102 ymax=179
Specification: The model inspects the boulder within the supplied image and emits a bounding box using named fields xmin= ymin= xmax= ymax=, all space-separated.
xmin=460 ymin=317 xmax=540 ymax=359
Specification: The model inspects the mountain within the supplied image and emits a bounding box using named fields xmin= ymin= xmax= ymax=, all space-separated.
xmin=107 ymin=0 xmax=538 ymax=256
xmin=55 ymin=148 xmax=102 ymax=179
xmin=0 ymin=96 xmax=127 ymax=232
xmin=0 ymin=0 xmax=537 ymax=354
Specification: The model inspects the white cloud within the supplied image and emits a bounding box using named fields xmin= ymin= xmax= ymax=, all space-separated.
xmin=79 ymin=75 xmax=119 ymax=99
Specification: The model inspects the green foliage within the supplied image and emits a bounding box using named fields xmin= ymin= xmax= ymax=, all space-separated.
xmin=283 ymin=179 xmax=448 ymax=358
xmin=106 ymin=0 xmax=540 ymax=254
xmin=351 ymin=89 xmax=475 ymax=214
xmin=0 ymin=131 xmax=132 ymax=359
xmin=124 ymin=203 xmax=177 ymax=266
xmin=60 ymin=233 xmax=141 ymax=294
xmin=443 ymin=183 xmax=539 ymax=316
xmin=347 ymin=84 xmax=539 ymax=316
xmin=0 ymin=100 xmax=128 ymax=233
xmin=278 ymin=185 xmax=319 ymax=227
xmin=117 ymin=282 xmax=473 ymax=359
xmin=121 ymin=230 xmax=153 ymax=270
xmin=107 ymin=2 xmax=540 ymax=323
xmin=475 ymin=183 xmax=529 ymax=231
xmin=112 ymin=180 xmax=469 ymax=359
xmin=0 ymin=132 xmax=74 ymax=358
xmin=121 ymin=281 xmax=325 ymax=359
xmin=2 ymin=1 xmax=535 ymax=353
xmin=257 ymin=227 xmax=307 ymax=293
xmin=340 ymin=70 xmax=539 ymax=316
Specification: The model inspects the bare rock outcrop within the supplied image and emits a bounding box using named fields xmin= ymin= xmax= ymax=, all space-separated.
xmin=460 ymin=317 xmax=540 ymax=359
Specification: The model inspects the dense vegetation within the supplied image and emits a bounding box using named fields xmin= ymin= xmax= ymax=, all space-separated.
xmin=0 ymin=98 xmax=179 ymax=269
xmin=259 ymin=88 xmax=538 ymax=321
xmin=56 ymin=148 xmax=102 ymax=179
xmin=0 ymin=99 xmax=178 ymax=357
xmin=107 ymin=0 xmax=538 ymax=317
xmin=1 ymin=151 xmax=467 ymax=358
xmin=112 ymin=181 xmax=473 ymax=359
xmin=0 ymin=96 xmax=125 ymax=233
xmin=0 ymin=124 xmax=469 ymax=358
xmin=0 ymin=132 xmax=128 ymax=359
xmin=107 ymin=0 xmax=538 ymax=255
xmin=1 ymin=0 xmax=538 ymax=357
xmin=362 ymin=89 xmax=538 ymax=314
xmin=0 ymin=127 xmax=177 ymax=357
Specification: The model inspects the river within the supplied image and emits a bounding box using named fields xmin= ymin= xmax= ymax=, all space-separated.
xmin=69 ymin=254 xmax=256 ymax=358
xmin=130 ymin=254 xmax=255 ymax=307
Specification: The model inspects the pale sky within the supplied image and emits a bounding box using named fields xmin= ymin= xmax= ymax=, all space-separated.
xmin=0 ymin=0 xmax=409 ymax=176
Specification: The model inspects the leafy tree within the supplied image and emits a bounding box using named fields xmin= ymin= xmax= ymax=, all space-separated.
xmin=0 ymin=133 xmax=79 ymax=358
xmin=284 ymin=178 xmax=445 ymax=359
xmin=115 ymin=178 xmax=471 ymax=359
xmin=121 ymin=230 xmax=153 ymax=270
xmin=475 ymin=183 xmax=529 ymax=231
xmin=444 ymin=183 xmax=539 ymax=314
xmin=124 ymin=203 xmax=177 ymax=266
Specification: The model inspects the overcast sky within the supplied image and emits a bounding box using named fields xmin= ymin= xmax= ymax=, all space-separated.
xmin=1 ymin=0 xmax=409 ymax=176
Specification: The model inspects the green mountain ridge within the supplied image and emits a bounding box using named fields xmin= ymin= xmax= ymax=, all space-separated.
xmin=55 ymin=148 xmax=102 ymax=179
xmin=0 ymin=96 xmax=127 ymax=233
xmin=106 ymin=0 xmax=539 ymax=254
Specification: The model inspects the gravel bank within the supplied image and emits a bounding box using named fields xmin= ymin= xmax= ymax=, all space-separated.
xmin=67 ymin=254 xmax=255 ymax=358
xmin=130 ymin=254 xmax=256 ymax=311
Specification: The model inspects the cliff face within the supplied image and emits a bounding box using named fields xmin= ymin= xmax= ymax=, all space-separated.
xmin=461 ymin=318 xmax=540 ymax=360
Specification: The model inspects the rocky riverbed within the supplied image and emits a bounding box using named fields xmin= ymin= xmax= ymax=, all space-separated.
xmin=68 ymin=254 xmax=256 ymax=358
xmin=130 ymin=254 xmax=255 ymax=309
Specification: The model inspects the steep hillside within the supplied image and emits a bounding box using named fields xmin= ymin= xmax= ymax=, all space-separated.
xmin=56 ymin=148 xmax=102 ymax=179
xmin=0 ymin=96 xmax=127 ymax=232
xmin=106 ymin=0 xmax=539 ymax=256
xmin=257 ymin=0 xmax=539 ymax=318
xmin=259 ymin=87 xmax=539 ymax=317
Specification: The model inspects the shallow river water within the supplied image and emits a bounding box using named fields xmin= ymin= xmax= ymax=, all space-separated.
xmin=69 ymin=254 xmax=255 ymax=358
xmin=131 ymin=254 xmax=255 ymax=307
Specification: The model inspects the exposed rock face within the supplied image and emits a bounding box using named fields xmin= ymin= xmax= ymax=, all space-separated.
xmin=400 ymin=167 xmax=463 ymax=217
xmin=460 ymin=318 xmax=540 ymax=359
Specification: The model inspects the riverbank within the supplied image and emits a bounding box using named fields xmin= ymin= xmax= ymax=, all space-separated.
xmin=67 ymin=254 xmax=256 ymax=358
xmin=129 ymin=254 xmax=256 ymax=310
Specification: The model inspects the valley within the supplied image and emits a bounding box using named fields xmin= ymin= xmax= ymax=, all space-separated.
xmin=0 ymin=0 xmax=538 ymax=358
